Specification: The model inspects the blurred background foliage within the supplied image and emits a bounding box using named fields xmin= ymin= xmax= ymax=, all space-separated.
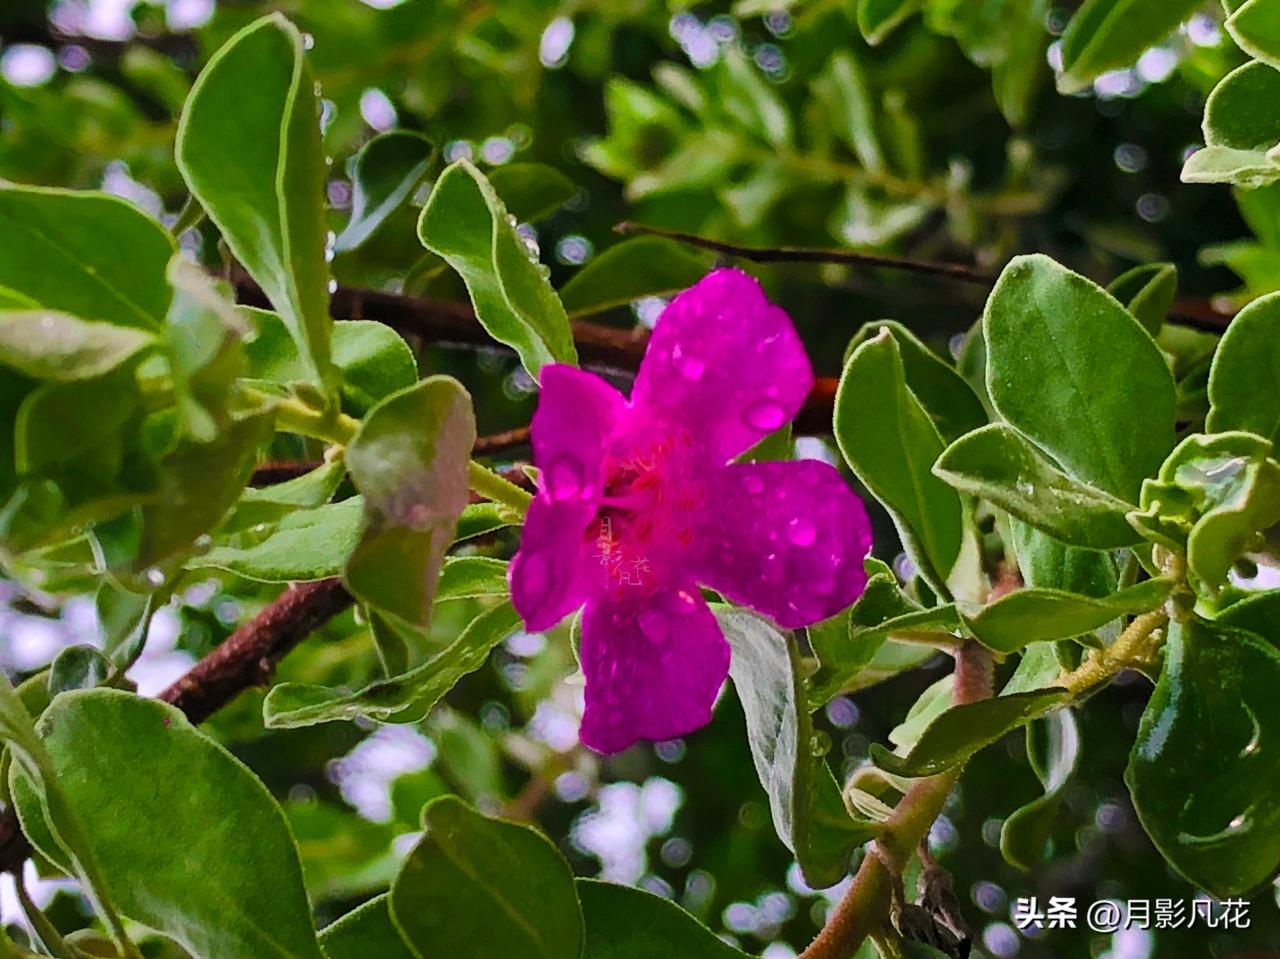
xmin=0 ymin=1 xmax=1275 ymax=957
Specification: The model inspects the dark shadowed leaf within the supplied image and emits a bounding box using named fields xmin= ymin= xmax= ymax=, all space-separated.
xmin=1057 ymin=0 xmax=1203 ymax=94
xmin=579 ymin=880 xmax=750 ymax=958
xmin=721 ymin=609 xmax=877 ymax=888
xmin=319 ymin=896 xmax=415 ymax=959
xmin=390 ymin=797 xmax=583 ymax=959
xmin=1106 ymin=263 xmax=1177 ymax=336
xmin=559 ymin=236 xmax=713 ymax=317
xmin=1001 ymin=709 xmax=1081 ymax=869
xmin=1127 ymin=617 xmax=1280 ymax=896
xmin=335 ymin=130 xmax=437 ymax=253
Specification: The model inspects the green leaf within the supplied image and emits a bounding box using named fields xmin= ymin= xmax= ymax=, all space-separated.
xmin=263 ymin=601 xmax=521 ymax=728
xmin=220 ymin=459 xmax=346 ymax=532
xmin=488 ymin=163 xmax=577 ymax=224
xmin=961 ymin=578 xmax=1174 ymax=654
xmin=844 ymin=320 xmax=987 ymax=443
xmin=579 ymin=880 xmax=751 ymax=958
xmin=926 ymin=0 xmax=1050 ymax=127
xmin=1000 ymin=709 xmax=1081 ymax=869
xmin=164 ymin=257 xmax=251 ymax=443
xmin=836 ymin=329 xmax=968 ymax=596
xmin=1208 ymin=291 xmax=1280 ymax=442
xmin=1058 ymin=0 xmax=1203 ymax=94
xmin=390 ymin=797 xmax=583 ymax=959
xmin=871 ymin=688 xmax=1068 ymax=777
xmin=11 ymin=689 xmax=324 ymax=959
xmin=1106 ymin=263 xmax=1177 ymax=336
xmin=0 ymin=676 xmax=138 ymax=958
xmin=177 ymin=14 xmax=333 ymax=388
xmin=244 ymin=311 xmax=418 ymax=416
xmin=418 ymin=160 xmax=577 ymax=376
xmin=822 ymin=52 xmax=884 ymax=172
xmin=137 ymin=412 xmax=273 ymax=571
xmin=1228 ymin=0 xmax=1280 ymax=67
xmin=0 ymin=185 xmax=175 ymax=330
xmin=95 ymin=582 xmax=157 ymax=669
xmin=809 ymin=561 xmax=962 ymax=707
xmin=47 ymin=645 xmax=113 ymax=695
xmin=0 ymin=311 xmax=153 ymax=381
xmin=984 ymin=254 xmax=1175 ymax=500
xmin=344 ymin=376 xmax=474 ymax=625
xmin=558 ymin=237 xmax=713 ymax=318
xmin=190 ymin=498 xmax=363 ymax=582
xmin=335 ymin=131 xmax=437 ymax=253
xmin=934 ymin=424 xmax=1140 ymax=549
xmin=1019 ymin=527 xmax=1115 ymax=596
xmin=330 ymin=321 xmax=419 ymax=416
xmin=1182 ymin=62 xmax=1280 ymax=189
xmin=1130 ymin=432 xmax=1280 ymax=597
xmin=320 ymin=895 xmax=414 ymax=959
xmin=720 ymin=609 xmax=877 ymax=888
xmin=435 ymin=556 xmax=511 ymax=601
xmin=858 ymin=0 xmax=923 ymax=45
xmin=1126 ymin=617 xmax=1280 ymax=896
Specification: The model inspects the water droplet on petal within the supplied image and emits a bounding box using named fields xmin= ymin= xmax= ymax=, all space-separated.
xmin=788 ymin=517 xmax=816 ymax=547
xmin=744 ymin=398 xmax=785 ymax=431
xmin=672 ymin=345 xmax=705 ymax=381
xmin=639 ymin=609 xmax=669 ymax=644
xmin=519 ymin=552 xmax=552 ymax=605
xmin=546 ymin=455 xmax=585 ymax=501
xmin=744 ymin=475 xmax=765 ymax=495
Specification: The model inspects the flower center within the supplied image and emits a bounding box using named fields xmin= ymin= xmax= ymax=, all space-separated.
xmin=585 ymin=427 xmax=704 ymax=594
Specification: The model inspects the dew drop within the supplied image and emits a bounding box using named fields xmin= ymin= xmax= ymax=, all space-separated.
xmin=519 ymin=552 xmax=552 ymax=604
xmin=744 ymin=475 xmax=766 ymax=495
xmin=744 ymin=398 xmax=785 ymax=431
xmin=546 ymin=455 xmax=585 ymax=501
xmin=672 ymin=346 xmax=705 ymax=381
xmin=143 ymin=567 xmax=165 ymax=587
xmin=788 ymin=517 xmax=817 ymax=547
xmin=639 ymin=609 xmax=669 ymax=644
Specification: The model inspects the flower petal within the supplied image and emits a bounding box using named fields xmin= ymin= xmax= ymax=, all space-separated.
xmin=532 ymin=363 xmax=627 ymax=506
xmin=631 ymin=269 xmax=813 ymax=463
xmin=578 ymin=585 xmax=730 ymax=754
xmin=693 ymin=460 xmax=872 ymax=628
xmin=511 ymin=365 xmax=628 ymax=632
xmin=509 ymin=496 xmax=595 ymax=631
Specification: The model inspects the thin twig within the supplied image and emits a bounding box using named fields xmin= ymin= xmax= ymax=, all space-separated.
xmin=798 ymin=642 xmax=994 ymax=959
xmin=615 ymin=222 xmax=998 ymax=286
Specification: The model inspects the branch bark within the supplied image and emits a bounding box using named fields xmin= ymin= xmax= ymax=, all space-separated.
xmin=798 ymin=641 xmax=995 ymax=959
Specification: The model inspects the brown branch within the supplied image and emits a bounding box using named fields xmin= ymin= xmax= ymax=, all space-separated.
xmin=0 ymin=579 xmax=355 ymax=872
xmin=158 ymin=579 xmax=354 ymax=725
xmin=798 ymin=642 xmax=994 ymax=959
xmin=615 ymin=222 xmax=998 ymax=287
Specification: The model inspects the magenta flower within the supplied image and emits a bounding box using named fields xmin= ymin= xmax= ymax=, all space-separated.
xmin=509 ymin=269 xmax=873 ymax=753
